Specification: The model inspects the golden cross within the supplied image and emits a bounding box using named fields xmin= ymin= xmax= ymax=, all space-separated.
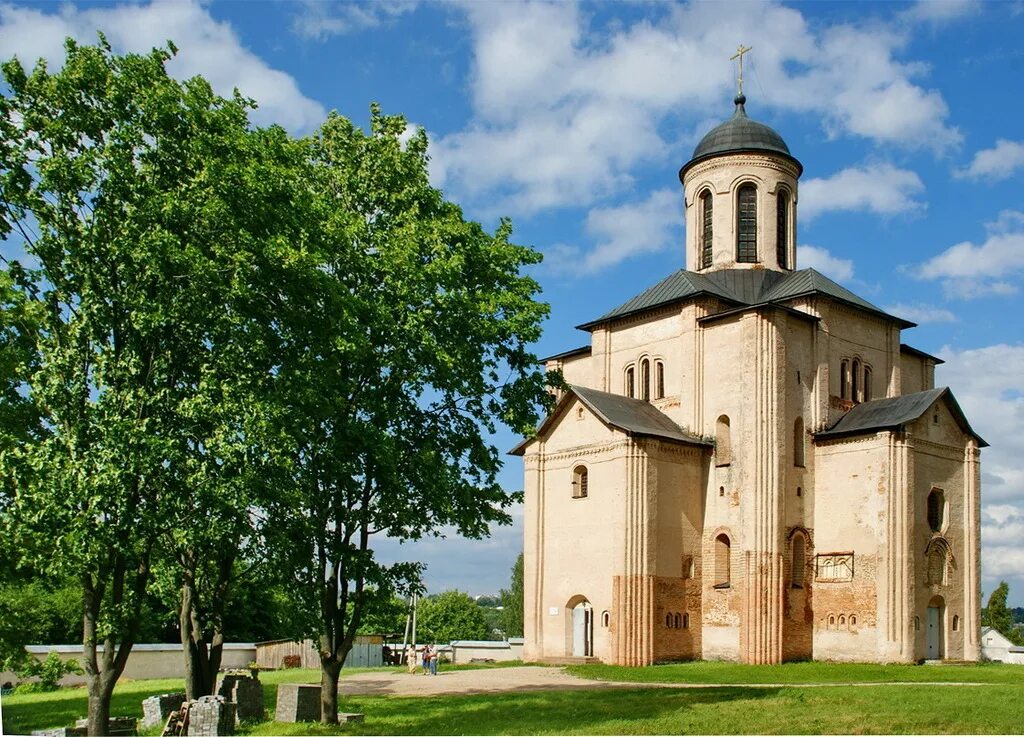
xmin=730 ymin=44 xmax=753 ymax=96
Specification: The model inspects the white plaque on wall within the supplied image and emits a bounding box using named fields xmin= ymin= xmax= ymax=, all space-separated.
xmin=549 ymin=607 xmax=559 ymax=615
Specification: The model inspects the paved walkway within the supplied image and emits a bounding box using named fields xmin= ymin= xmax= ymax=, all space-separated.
xmin=337 ymin=666 xmax=985 ymax=697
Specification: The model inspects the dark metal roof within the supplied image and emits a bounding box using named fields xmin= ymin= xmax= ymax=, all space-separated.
xmin=900 ymin=343 xmax=945 ymax=366
xmin=509 ymin=385 xmax=710 ymax=455
xmin=578 ymin=267 xmax=911 ymax=331
xmin=816 ymin=387 xmax=988 ymax=447
xmin=538 ymin=345 xmax=591 ymax=363
xmin=680 ymin=95 xmax=803 ymax=180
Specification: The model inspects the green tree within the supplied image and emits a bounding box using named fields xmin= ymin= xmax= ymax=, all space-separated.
xmin=500 ymin=553 xmax=524 ymax=638
xmin=0 ymin=38 xmax=293 ymax=732
xmin=264 ymin=106 xmax=551 ymax=723
xmin=984 ymin=582 xmax=1022 ymax=644
xmin=418 ymin=591 xmax=489 ymax=644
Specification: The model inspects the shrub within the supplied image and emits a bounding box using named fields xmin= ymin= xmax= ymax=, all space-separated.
xmin=282 ymin=655 xmax=301 ymax=669
xmin=16 ymin=651 xmax=83 ymax=691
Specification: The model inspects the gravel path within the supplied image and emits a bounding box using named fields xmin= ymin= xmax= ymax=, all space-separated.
xmin=336 ymin=666 xmax=985 ymax=697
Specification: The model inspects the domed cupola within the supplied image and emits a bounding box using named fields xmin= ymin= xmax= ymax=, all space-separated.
xmin=679 ymin=94 xmax=803 ymax=275
xmin=681 ymin=95 xmax=802 ymax=179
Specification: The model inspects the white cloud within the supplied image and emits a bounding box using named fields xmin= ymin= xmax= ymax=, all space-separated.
xmin=800 ymin=164 xmax=926 ymax=221
xmin=883 ymin=303 xmax=957 ymax=324
xmin=938 ymin=343 xmax=1024 ymax=600
xmin=431 ymin=1 xmax=960 ymax=216
xmin=901 ymin=0 xmax=979 ymax=24
xmin=0 ymin=0 xmax=325 ymax=132
xmin=955 ymin=139 xmax=1024 ymax=182
xmin=545 ymin=189 xmax=681 ymax=275
xmin=916 ymin=210 xmax=1024 ymax=298
xmin=798 ymin=244 xmax=854 ymax=281
xmin=291 ymin=0 xmax=418 ymax=41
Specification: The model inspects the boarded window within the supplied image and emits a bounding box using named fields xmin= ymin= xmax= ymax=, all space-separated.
xmin=927 ymin=489 xmax=945 ymax=532
xmin=716 ymin=415 xmax=732 ymax=466
xmin=625 ymin=366 xmax=635 ymax=398
xmin=792 ymin=533 xmax=806 ymax=588
xmin=714 ymin=534 xmax=731 ymax=587
xmin=794 ymin=417 xmax=805 ymax=467
xmin=737 ymin=184 xmax=757 ymax=262
xmin=641 ymin=358 xmax=651 ymax=401
xmin=701 ymin=190 xmax=713 ymax=269
xmin=776 ymin=190 xmax=789 ymax=268
xmin=572 ymin=466 xmax=588 ymax=499
xmin=926 ymin=542 xmax=948 ymax=586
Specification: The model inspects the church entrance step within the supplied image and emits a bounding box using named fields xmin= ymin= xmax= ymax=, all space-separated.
xmin=535 ymin=656 xmax=601 ymax=666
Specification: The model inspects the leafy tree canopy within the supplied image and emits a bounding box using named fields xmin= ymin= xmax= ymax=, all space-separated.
xmin=418 ymin=591 xmax=489 ymax=644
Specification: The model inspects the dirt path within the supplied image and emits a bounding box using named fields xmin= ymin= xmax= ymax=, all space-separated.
xmin=337 ymin=666 xmax=985 ymax=697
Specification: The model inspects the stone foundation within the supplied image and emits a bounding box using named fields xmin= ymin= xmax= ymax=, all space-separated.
xmin=274 ymin=683 xmax=321 ymax=723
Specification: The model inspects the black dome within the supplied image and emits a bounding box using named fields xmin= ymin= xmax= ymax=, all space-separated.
xmin=680 ymin=95 xmax=801 ymax=179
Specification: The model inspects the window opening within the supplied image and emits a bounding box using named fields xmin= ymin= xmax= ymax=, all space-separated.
xmin=953 ymin=615 xmax=959 ymax=631
xmin=796 ymin=486 xmax=803 ymax=497
xmin=863 ymin=366 xmax=872 ymax=402
xmin=716 ymin=415 xmax=732 ymax=466
xmin=682 ymin=613 xmax=689 ymax=629
xmin=572 ymin=466 xmax=589 ymax=499
xmin=792 ymin=533 xmax=806 ymax=588
xmin=655 ymin=361 xmax=665 ymax=399
xmin=719 ymin=486 xmax=725 ymax=497
xmin=840 ymin=360 xmax=850 ymax=400
xmin=665 ymin=613 xmax=672 ymax=628
xmin=602 ymin=611 xmax=610 ymax=627
xmin=927 ymin=489 xmax=945 ymax=532
xmin=674 ymin=613 xmax=682 ymax=628
xmin=701 ymin=190 xmax=713 ymax=269
xmin=914 ymin=616 xmax=920 ymax=631
xmin=737 ymin=184 xmax=757 ymax=262
xmin=641 ymin=358 xmax=651 ymax=402
xmin=777 ymin=190 xmax=789 ymax=268
xmin=850 ymin=615 xmax=857 ymax=626
xmin=714 ymin=534 xmax=731 ymax=587
xmin=625 ymin=366 xmax=635 ymax=398
xmin=794 ymin=417 xmax=805 ymax=467
xmin=852 ymin=359 xmax=861 ymax=403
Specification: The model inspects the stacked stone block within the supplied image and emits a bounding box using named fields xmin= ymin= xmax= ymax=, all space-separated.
xmin=274 ymin=683 xmax=321 ymax=723
xmin=143 ymin=693 xmax=187 ymax=728
xmin=216 ymin=672 xmax=263 ymax=722
xmin=185 ymin=695 xmax=236 ymax=736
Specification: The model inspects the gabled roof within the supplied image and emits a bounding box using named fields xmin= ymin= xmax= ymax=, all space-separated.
xmin=577 ymin=267 xmax=914 ymax=331
xmin=538 ymin=345 xmax=591 ymax=363
xmin=816 ymin=387 xmax=988 ymax=447
xmin=900 ymin=343 xmax=945 ymax=366
xmin=509 ymin=385 xmax=710 ymax=456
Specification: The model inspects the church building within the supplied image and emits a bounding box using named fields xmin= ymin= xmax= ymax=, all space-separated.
xmin=512 ymin=89 xmax=985 ymax=665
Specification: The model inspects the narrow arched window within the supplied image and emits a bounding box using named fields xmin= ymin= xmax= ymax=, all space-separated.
xmin=952 ymin=615 xmax=959 ymax=631
xmin=927 ymin=488 xmax=945 ymax=532
xmin=792 ymin=533 xmax=806 ymax=588
xmin=655 ymin=361 xmax=665 ymax=400
xmin=715 ymin=415 xmax=732 ymax=466
xmin=794 ymin=418 xmax=805 ymax=467
xmin=640 ymin=358 xmax=650 ymax=401
xmin=700 ymin=190 xmax=713 ymax=269
xmin=863 ymin=366 xmax=872 ymax=402
xmin=625 ymin=366 xmax=635 ymax=398
xmin=737 ymin=184 xmax=757 ymax=263
xmin=852 ymin=359 xmax=861 ymax=402
xmin=682 ymin=613 xmax=689 ymax=629
xmin=674 ymin=613 xmax=682 ymax=628
xmin=840 ymin=360 xmax=850 ymax=400
xmin=714 ymin=534 xmax=731 ymax=587
xmin=927 ymin=545 xmax=947 ymax=585
xmin=572 ymin=466 xmax=588 ymax=499
xmin=602 ymin=611 xmax=610 ymax=627
xmin=776 ymin=190 xmax=789 ymax=269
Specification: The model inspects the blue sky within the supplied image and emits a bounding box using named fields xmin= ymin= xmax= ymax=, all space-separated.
xmin=2 ymin=0 xmax=1023 ymax=605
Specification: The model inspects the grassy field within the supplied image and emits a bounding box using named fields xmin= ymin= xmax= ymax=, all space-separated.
xmin=2 ymin=661 xmax=1022 ymax=735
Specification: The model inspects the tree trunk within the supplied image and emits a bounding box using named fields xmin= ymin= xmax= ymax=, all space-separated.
xmin=86 ymin=677 xmax=114 ymax=737
xmin=180 ymin=576 xmax=220 ymax=699
xmin=320 ymin=658 xmax=342 ymax=724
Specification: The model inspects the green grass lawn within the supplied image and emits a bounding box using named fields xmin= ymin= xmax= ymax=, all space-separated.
xmin=2 ymin=661 xmax=1022 ymax=736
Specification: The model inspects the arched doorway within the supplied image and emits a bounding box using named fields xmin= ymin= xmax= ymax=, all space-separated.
xmin=566 ymin=596 xmax=593 ymax=657
xmin=927 ymin=595 xmax=945 ymax=660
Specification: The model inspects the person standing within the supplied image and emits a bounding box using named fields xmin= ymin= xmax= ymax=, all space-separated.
xmin=429 ymin=646 xmax=438 ymax=676
xmin=406 ymin=645 xmax=418 ymax=674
